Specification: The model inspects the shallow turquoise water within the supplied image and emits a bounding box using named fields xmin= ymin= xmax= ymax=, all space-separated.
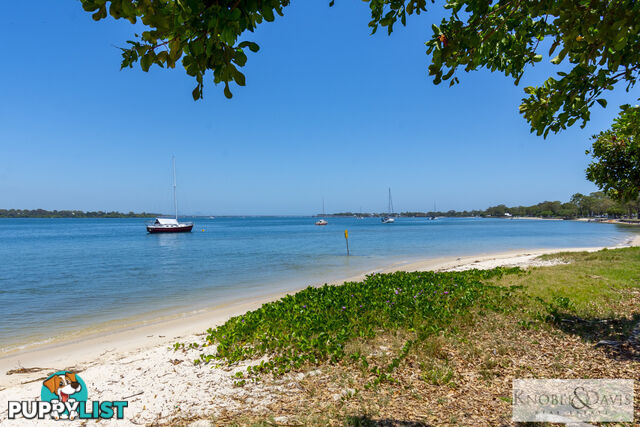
xmin=0 ymin=217 xmax=636 ymax=349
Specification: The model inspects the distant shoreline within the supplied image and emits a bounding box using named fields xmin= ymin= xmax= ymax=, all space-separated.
xmin=3 ymin=211 xmax=637 ymax=222
xmin=0 ymin=209 xmax=158 ymax=218
xmin=323 ymin=214 xmax=640 ymax=224
xmin=4 ymin=215 xmax=638 ymax=222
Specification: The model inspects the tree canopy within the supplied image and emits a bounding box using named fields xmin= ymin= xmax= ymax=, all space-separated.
xmin=80 ymin=0 xmax=640 ymax=137
xmin=80 ymin=0 xmax=289 ymax=100
xmin=373 ymin=0 xmax=640 ymax=137
xmin=586 ymin=104 xmax=640 ymax=202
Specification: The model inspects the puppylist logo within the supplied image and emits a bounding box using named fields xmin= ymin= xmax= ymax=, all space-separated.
xmin=7 ymin=371 xmax=128 ymax=421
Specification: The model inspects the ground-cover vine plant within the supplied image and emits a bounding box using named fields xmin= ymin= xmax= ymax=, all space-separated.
xmin=198 ymin=268 xmax=523 ymax=380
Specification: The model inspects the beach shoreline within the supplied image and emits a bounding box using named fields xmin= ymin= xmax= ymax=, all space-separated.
xmin=1 ymin=236 xmax=639 ymax=425
xmin=2 ymin=234 xmax=639 ymax=388
xmin=1 ymin=217 xmax=634 ymax=360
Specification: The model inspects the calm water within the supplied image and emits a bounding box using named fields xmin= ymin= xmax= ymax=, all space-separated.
xmin=0 ymin=217 xmax=636 ymax=351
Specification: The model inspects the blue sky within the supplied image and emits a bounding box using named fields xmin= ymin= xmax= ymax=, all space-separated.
xmin=0 ymin=1 xmax=632 ymax=215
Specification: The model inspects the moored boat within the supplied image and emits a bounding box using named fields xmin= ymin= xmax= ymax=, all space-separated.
xmin=147 ymin=218 xmax=193 ymax=233
xmin=147 ymin=156 xmax=193 ymax=234
xmin=315 ymin=198 xmax=328 ymax=226
xmin=381 ymin=188 xmax=396 ymax=224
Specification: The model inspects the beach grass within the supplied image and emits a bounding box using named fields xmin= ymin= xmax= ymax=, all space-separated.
xmin=175 ymin=247 xmax=640 ymax=424
xmin=197 ymin=247 xmax=640 ymax=380
xmin=530 ymin=247 xmax=640 ymax=311
xmin=510 ymin=247 xmax=640 ymax=346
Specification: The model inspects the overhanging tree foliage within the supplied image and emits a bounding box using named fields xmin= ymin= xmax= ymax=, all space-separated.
xmin=369 ymin=0 xmax=640 ymax=137
xmin=80 ymin=0 xmax=289 ymax=100
xmin=80 ymin=0 xmax=640 ymax=137
xmin=586 ymin=104 xmax=640 ymax=202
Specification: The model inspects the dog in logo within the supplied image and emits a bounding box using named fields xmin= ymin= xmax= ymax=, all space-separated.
xmin=43 ymin=372 xmax=82 ymax=420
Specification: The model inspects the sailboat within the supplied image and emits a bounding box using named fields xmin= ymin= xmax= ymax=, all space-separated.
xmin=147 ymin=156 xmax=194 ymax=233
xmin=381 ymin=188 xmax=395 ymax=223
xmin=315 ymin=198 xmax=328 ymax=226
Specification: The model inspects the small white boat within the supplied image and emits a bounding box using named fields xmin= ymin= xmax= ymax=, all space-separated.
xmin=315 ymin=198 xmax=328 ymax=226
xmin=381 ymin=188 xmax=396 ymax=224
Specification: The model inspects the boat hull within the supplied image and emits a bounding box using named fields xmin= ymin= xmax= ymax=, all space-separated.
xmin=147 ymin=224 xmax=193 ymax=233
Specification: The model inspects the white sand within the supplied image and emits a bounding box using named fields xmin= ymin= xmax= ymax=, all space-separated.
xmin=1 ymin=237 xmax=638 ymax=426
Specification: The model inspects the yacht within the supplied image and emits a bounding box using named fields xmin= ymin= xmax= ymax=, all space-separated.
xmin=147 ymin=156 xmax=194 ymax=233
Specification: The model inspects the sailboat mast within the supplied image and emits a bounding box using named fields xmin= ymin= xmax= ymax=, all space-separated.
xmin=172 ymin=156 xmax=178 ymax=220
xmin=388 ymin=188 xmax=394 ymax=215
xmin=322 ymin=198 xmax=325 ymax=217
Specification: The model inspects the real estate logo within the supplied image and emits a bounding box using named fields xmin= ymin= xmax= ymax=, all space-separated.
xmin=7 ymin=370 xmax=128 ymax=421
xmin=512 ymin=379 xmax=634 ymax=423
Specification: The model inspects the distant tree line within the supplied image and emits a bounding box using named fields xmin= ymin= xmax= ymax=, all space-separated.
xmin=0 ymin=209 xmax=158 ymax=218
xmin=484 ymin=192 xmax=640 ymax=219
xmin=329 ymin=192 xmax=640 ymax=219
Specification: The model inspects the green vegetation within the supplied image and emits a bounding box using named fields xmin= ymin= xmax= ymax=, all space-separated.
xmin=193 ymin=247 xmax=640 ymax=394
xmin=80 ymin=0 xmax=282 ymax=100
xmin=532 ymin=249 xmax=640 ymax=306
xmin=199 ymin=268 xmax=523 ymax=381
xmin=587 ymin=104 xmax=640 ymax=202
xmin=0 ymin=209 xmax=157 ymax=218
xmin=372 ymin=1 xmax=640 ymax=138
xmin=484 ymin=191 xmax=640 ymax=218
xmin=170 ymin=247 xmax=640 ymax=424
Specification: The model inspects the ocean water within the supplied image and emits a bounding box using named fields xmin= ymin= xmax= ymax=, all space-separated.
xmin=0 ymin=217 xmax=636 ymax=351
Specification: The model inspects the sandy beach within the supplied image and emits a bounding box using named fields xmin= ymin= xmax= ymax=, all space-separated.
xmin=1 ymin=235 xmax=639 ymax=425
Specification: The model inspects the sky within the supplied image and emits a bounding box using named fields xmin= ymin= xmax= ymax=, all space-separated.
xmin=0 ymin=1 xmax=633 ymax=215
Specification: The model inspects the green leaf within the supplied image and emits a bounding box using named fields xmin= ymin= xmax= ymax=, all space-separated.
xmin=238 ymin=41 xmax=260 ymax=53
xmin=597 ymin=99 xmax=607 ymax=108
xmin=224 ymin=84 xmax=233 ymax=99
xmin=92 ymin=5 xmax=107 ymax=21
xmin=234 ymin=71 xmax=246 ymax=86
xmin=262 ymin=7 xmax=275 ymax=22
xmin=140 ymin=54 xmax=152 ymax=72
